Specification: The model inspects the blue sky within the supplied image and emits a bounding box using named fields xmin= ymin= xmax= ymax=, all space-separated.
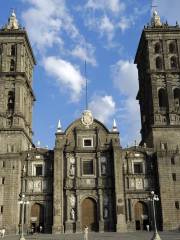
xmin=0 ymin=0 xmax=179 ymax=149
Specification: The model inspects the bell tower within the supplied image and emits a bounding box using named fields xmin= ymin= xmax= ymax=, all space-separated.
xmin=135 ymin=11 xmax=180 ymax=149
xmin=0 ymin=11 xmax=36 ymax=153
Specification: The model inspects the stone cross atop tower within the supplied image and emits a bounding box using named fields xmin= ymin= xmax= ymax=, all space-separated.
xmin=6 ymin=10 xmax=19 ymax=30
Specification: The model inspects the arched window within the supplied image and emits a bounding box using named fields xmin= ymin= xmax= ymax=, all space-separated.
xmin=169 ymin=42 xmax=176 ymax=53
xmin=158 ymin=88 xmax=168 ymax=109
xmin=10 ymin=59 xmax=15 ymax=71
xmin=155 ymin=42 xmax=161 ymax=53
xmin=174 ymin=88 xmax=180 ymax=109
xmin=156 ymin=57 xmax=163 ymax=70
xmin=170 ymin=56 xmax=178 ymax=69
xmin=7 ymin=91 xmax=15 ymax=112
xmin=11 ymin=45 xmax=16 ymax=56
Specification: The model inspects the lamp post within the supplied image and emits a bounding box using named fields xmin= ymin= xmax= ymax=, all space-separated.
xmin=148 ymin=191 xmax=161 ymax=240
xmin=18 ymin=194 xmax=29 ymax=240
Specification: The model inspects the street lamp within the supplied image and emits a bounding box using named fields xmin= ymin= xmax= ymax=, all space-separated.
xmin=148 ymin=191 xmax=161 ymax=240
xmin=18 ymin=194 xmax=29 ymax=240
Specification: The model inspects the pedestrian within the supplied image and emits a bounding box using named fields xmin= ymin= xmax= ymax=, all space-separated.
xmin=84 ymin=225 xmax=88 ymax=240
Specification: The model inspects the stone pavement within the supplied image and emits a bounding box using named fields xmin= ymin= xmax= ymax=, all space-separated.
xmin=2 ymin=232 xmax=180 ymax=240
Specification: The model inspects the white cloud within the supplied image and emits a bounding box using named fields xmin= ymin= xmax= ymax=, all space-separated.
xmin=118 ymin=17 xmax=133 ymax=32
xmin=71 ymin=43 xmax=97 ymax=66
xmin=22 ymin=0 xmax=76 ymax=50
xmin=22 ymin=0 xmax=97 ymax=66
xmin=89 ymin=95 xmax=116 ymax=124
xmin=111 ymin=60 xmax=138 ymax=98
xmin=86 ymin=0 xmax=125 ymax=13
xmin=81 ymin=0 xmax=135 ymax=45
xmin=99 ymin=15 xmax=115 ymax=41
xmin=44 ymin=56 xmax=85 ymax=102
xmin=111 ymin=59 xmax=140 ymax=146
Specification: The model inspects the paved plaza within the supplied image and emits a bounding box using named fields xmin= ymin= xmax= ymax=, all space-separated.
xmin=2 ymin=232 xmax=180 ymax=240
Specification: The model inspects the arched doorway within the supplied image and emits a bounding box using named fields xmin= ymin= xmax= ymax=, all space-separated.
xmin=134 ymin=201 xmax=149 ymax=230
xmin=81 ymin=198 xmax=98 ymax=231
xmin=30 ymin=203 xmax=44 ymax=233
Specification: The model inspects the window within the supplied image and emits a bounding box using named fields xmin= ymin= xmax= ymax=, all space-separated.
xmin=35 ymin=165 xmax=43 ymax=176
xmin=32 ymin=162 xmax=44 ymax=176
xmin=172 ymin=173 xmax=176 ymax=181
xmin=0 ymin=206 xmax=3 ymax=214
xmin=2 ymin=161 xmax=5 ymax=168
xmin=171 ymin=157 xmax=175 ymax=165
xmin=175 ymin=201 xmax=179 ymax=209
xmin=7 ymin=91 xmax=15 ymax=112
xmin=156 ymin=57 xmax=163 ymax=70
xmin=155 ymin=42 xmax=161 ymax=53
xmin=83 ymin=160 xmax=94 ymax=175
xmin=11 ymin=45 xmax=16 ymax=56
xmin=158 ymin=88 xmax=168 ymax=109
xmin=2 ymin=177 xmax=5 ymax=184
xmin=83 ymin=138 xmax=93 ymax=147
xmin=174 ymin=88 xmax=180 ymax=109
xmin=10 ymin=59 xmax=15 ymax=71
xmin=169 ymin=42 xmax=176 ymax=53
xmin=133 ymin=163 xmax=143 ymax=174
xmin=170 ymin=56 xmax=178 ymax=69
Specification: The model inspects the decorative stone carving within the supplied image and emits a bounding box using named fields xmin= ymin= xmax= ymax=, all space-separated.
xmin=28 ymin=181 xmax=33 ymax=191
xmin=135 ymin=178 xmax=143 ymax=190
xmin=69 ymin=164 xmax=75 ymax=176
xmin=34 ymin=180 xmax=41 ymax=192
xmin=104 ymin=207 xmax=108 ymax=219
xmin=101 ymin=163 xmax=106 ymax=175
xmin=81 ymin=110 xmax=93 ymax=127
xmin=69 ymin=155 xmax=75 ymax=164
xmin=70 ymin=208 xmax=75 ymax=220
xmin=70 ymin=195 xmax=76 ymax=207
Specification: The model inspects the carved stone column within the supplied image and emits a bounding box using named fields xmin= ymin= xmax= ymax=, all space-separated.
xmin=98 ymin=189 xmax=104 ymax=232
xmin=75 ymin=191 xmax=81 ymax=232
xmin=65 ymin=191 xmax=73 ymax=233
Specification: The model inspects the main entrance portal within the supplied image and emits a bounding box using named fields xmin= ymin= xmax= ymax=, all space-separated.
xmin=30 ymin=203 xmax=44 ymax=232
xmin=134 ymin=201 xmax=149 ymax=230
xmin=81 ymin=198 xmax=98 ymax=231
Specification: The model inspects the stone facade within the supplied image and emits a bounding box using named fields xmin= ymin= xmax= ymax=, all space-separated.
xmin=0 ymin=11 xmax=179 ymax=234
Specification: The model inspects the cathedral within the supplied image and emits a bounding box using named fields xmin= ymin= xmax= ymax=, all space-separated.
xmin=0 ymin=10 xmax=179 ymax=234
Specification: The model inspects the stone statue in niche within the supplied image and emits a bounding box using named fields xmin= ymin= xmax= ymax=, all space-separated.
xmin=104 ymin=207 xmax=108 ymax=219
xmin=69 ymin=156 xmax=75 ymax=177
xmin=70 ymin=208 xmax=75 ymax=220
xmin=70 ymin=195 xmax=76 ymax=207
xmin=101 ymin=163 xmax=106 ymax=175
xmin=101 ymin=156 xmax=107 ymax=175
xmin=69 ymin=164 xmax=75 ymax=176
